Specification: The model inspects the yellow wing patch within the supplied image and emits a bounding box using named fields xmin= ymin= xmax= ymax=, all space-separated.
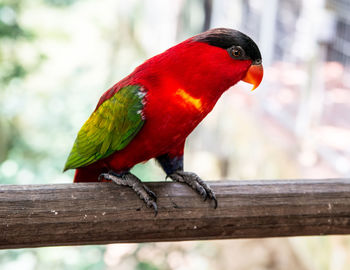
xmin=175 ymin=88 xmax=203 ymax=112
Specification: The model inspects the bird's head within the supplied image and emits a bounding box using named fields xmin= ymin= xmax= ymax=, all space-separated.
xmin=191 ymin=28 xmax=263 ymax=91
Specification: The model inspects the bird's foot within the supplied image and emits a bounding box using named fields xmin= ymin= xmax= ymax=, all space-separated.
xmin=99 ymin=171 xmax=158 ymax=216
xmin=168 ymin=171 xmax=217 ymax=208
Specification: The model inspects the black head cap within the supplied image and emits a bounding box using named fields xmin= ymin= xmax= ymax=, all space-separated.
xmin=193 ymin=28 xmax=262 ymax=63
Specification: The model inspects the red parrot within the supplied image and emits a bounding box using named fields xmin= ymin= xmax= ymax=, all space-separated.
xmin=64 ymin=28 xmax=263 ymax=215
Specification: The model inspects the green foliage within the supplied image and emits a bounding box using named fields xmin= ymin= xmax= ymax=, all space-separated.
xmin=0 ymin=0 xmax=91 ymax=184
xmin=0 ymin=2 xmax=30 ymax=84
xmin=136 ymin=261 xmax=160 ymax=270
xmin=0 ymin=3 xmax=25 ymax=39
xmin=0 ymin=246 xmax=106 ymax=270
xmin=43 ymin=0 xmax=78 ymax=7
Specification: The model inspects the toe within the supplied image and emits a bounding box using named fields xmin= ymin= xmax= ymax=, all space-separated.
xmin=169 ymin=171 xmax=218 ymax=207
xmin=197 ymin=185 xmax=208 ymax=201
xmin=148 ymin=190 xmax=158 ymax=201
xmin=205 ymin=189 xmax=217 ymax=208
xmin=98 ymin=173 xmax=107 ymax=182
xmin=211 ymin=194 xmax=218 ymax=209
xmin=143 ymin=184 xmax=157 ymax=201
xmin=148 ymin=201 xmax=158 ymax=216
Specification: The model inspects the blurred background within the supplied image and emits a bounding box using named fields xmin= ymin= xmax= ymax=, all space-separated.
xmin=1 ymin=0 xmax=350 ymax=269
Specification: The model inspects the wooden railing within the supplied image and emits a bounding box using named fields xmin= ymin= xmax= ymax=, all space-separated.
xmin=1 ymin=179 xmax=350 ymax=249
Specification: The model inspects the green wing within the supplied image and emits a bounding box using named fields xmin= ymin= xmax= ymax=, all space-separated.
xmin=64 ymin=85 xmax=145 ymax=171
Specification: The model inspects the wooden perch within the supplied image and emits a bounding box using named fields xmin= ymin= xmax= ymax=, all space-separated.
xmin=1 ymin=179 xmax=350 ymax=249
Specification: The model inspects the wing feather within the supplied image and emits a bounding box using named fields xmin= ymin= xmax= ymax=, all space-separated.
xmin=64 ymin=85 xmax=145 ymax=170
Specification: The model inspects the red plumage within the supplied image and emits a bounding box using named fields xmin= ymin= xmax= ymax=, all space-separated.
xmin=74 ymin=32 xmax=255 ymax=182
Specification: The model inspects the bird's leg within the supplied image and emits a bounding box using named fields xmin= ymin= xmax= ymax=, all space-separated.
xmin=98 ymin=171 xmax=158 ymax=216
xmin=169 ymin=171 xmax=218 ymax=208
xmin=157 ymin=154 xmax=217 ymax=208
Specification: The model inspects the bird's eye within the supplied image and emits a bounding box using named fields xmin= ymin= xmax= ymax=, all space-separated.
xmin=229 ymin=46 xmax=245 ymax=59
xmin=232 ymin=48 xmax=242 ymax=57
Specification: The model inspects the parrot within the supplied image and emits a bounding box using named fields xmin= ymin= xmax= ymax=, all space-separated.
xmin=64 ymin=28 xmax=263 ymax=215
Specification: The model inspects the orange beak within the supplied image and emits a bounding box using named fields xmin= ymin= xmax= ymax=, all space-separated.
xmin=242 ymin=64 xmax=263 ymax=91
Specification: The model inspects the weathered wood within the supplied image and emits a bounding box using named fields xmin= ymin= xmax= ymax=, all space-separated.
xmin=1 ymin=179 xmax=350 ymax=249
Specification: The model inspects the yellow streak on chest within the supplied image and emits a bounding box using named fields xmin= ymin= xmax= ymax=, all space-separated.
xmin=175 ymin=88 xmax=203 ymax=112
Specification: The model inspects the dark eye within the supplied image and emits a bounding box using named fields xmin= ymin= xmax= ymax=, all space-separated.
xmin=230 ymin=46 xmax=245 ymax=59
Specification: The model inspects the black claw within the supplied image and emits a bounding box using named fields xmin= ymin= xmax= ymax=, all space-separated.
xmin=212 ymin=197 xmax=218 ymax=209
xmin=206 ymin=192 xmax=217 ymax=208
xmin=143 ymin=185 xmax=157 ymax=201
xmin=150 ymin=202 xmax=158 ymax=217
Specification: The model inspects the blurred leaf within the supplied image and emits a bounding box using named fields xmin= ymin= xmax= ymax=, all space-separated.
xmin=43 ymin=0 xmax=79 ymax=7
xmin=136 ymin=262 xmax=160 ymax=270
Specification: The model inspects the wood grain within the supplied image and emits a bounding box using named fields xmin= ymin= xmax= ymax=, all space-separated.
xmin=1 ymin=179 xmax=350 ymax=249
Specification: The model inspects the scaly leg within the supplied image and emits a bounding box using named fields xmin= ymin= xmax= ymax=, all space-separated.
xmin=169 ymin=170 xmax=217 ymax=208
xmin=157 ymin=154 xmax=218 ymax=208
xmin=99 ymin=171 xmax=158 ymax=216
